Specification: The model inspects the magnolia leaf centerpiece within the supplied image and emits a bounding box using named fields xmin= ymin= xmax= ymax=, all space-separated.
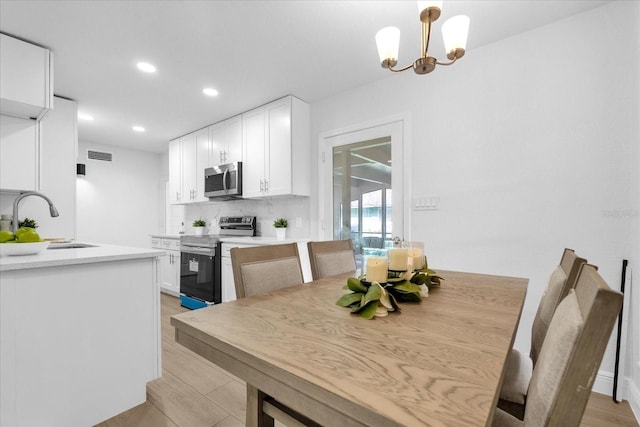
xmin=336 ymin=259 xmax=443 ymax=319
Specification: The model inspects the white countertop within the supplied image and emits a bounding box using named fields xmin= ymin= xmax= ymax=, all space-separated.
xmin=0 ymin=242 xmax=164 ymax=271
xmin=219 ymin=236 xmax=310 ymax=245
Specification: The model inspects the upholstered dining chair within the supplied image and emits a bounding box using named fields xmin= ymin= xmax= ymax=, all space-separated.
xmin=493 ymin=263 xmax=623 ymax=427
xmin=230 ymin=243 xmax=319 ymax=426
xmin=230 ymin=243 xmax=304 ymax=299
xmin=307 ymin=239 xmax=356 ymax=280
xmin=498 ymin=248 xmax=587 ymax=419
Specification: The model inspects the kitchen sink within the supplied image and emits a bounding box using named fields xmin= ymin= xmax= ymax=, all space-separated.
xmin=47 ymin=243 xmax=97 ymax=249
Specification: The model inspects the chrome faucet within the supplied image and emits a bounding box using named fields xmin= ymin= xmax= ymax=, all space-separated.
xmin=12 ymin=191 xmax=59 ymax=233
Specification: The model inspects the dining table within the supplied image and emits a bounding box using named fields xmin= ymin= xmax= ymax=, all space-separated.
xmin=170 ymin=269 xmax=528 ymax=427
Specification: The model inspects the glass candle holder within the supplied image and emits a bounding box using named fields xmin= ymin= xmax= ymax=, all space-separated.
xmin=402 ymin=241 xmax=425 ymax=270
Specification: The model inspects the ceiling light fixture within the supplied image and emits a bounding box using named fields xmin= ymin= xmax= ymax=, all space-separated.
xmin=132 ymin=125 xmax=145 ymax=132
xmin=203 ymin=87 xmax=219 ymax=97
xmin=136 ymin=62 xmax=156 ymax=73
xmin=375 ymin=1 xmax=470 ymax=75
xmin=78 ymin=113 xmax=94 ymax=121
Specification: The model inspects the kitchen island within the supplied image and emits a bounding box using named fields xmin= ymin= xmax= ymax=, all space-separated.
xmin=0 ymin=243 xmax=164 ymax=427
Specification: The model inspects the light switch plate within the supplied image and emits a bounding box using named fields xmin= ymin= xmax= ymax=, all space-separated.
xmin=413 ymin=196 xmax=440 ymax=211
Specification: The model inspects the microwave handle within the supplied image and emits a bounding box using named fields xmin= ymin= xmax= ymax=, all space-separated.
xmin=222 ymin=168 xmax=229 ymax=192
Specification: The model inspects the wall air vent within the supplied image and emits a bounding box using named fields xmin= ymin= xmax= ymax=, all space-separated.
xmin=87 ymin=150 xmax=113 ymax=162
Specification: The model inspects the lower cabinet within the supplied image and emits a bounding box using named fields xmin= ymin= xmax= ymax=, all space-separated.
xmin=151 ymin=237 xmax=180 ymax=295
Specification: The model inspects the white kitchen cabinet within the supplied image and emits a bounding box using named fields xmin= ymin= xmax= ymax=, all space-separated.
xmin=209 ymin=114 xmax=242 ymax=165
xmin=0 ymin=115 xmax=38 ymax=191
xmin=241 ymin=95 xmax=310 ymax=198
xmin=151 ymin=237 xmax=180 ymax=295
xmin=168 ymin=139 xmax=182 ymax=203
xmin=0 ymin=33 xmax=53 ymax=120
xmin=220 ymin=255 xmax=235 ymax=302
xmin=36 ymin=96 xmax=77 ymax=239
xmin=168 ymin=127 xmax=210 ymax=204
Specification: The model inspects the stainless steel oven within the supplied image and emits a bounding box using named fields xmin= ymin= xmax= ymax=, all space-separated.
xmin=179 ymin=236 xmax=221 ymax=305
xmin=204 ymin=162 xmax=242 ymax=200
xmin=179 ymin=216 xmax=256 ymax=309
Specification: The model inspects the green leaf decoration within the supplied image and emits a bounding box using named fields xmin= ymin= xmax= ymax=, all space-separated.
xmin=392 ymin=281 xmax=422 ymax=294
xmin=386 ymin=276 xmax=406 ymax=284
xmin=347 ymin=277 xmax=368 ymax=293
xmin=336 ymin=293 xmax=363 ymax=307
xmin=388 ymin=292 xmax=401 ymax=311
xmin=362 ymin=282 xmax=382 ymax=306
xmin=389 ymin=290 xmax=422 ymax=303
xmin=411 ymin=273 xmax=429 ymax=286
xmin=358 ymin=301 xmax=379 ymax=320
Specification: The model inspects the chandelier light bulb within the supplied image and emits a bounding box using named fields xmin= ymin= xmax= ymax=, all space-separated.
xmin=376 ymin=26 xmax=400 ymax=68
xmin=442 ymin=15 xmax=470 ymax=59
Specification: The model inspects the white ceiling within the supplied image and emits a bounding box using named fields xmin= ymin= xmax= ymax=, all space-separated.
xmin=0 ymin=0 xmax=611 ymax=154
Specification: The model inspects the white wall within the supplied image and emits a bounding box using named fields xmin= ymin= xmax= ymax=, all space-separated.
xmin=311 ymin=0 xmax=639 ymax=402
xmin=76 ymin=142 xmax=164 ymax=248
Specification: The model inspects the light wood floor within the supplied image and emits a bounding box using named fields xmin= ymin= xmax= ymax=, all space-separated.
xmin=98 ymin=293 xmax=639 ymax=427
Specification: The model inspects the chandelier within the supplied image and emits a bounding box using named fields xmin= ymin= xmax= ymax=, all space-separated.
xmin=375 ymin=1 xmax=470 ymax=74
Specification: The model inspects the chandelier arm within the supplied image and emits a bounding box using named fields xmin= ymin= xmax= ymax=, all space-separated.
xmin=435 ymin=57 xmax=458 ymax=67
xmin=422 ymin=20 xmax=433 ymax=58
xmin=388 ymin=63 xmax=416 ymax=72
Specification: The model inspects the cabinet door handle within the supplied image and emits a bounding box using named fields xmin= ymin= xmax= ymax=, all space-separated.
xmin=220 ymin=151 xmax=223 ymax=163
xmin=176 ymin=192 xmax=180 ymax=201
xmin=260 ymin=180 xmax=264 ymax=192
xmin=264 ymin=180 xmax=269 ymax=192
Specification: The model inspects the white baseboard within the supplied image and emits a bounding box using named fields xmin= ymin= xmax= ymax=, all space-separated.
xmin=628 ymin=380 xmax=640 ymax=424
xmin=592 ymin=370 xmax=616 ymax=396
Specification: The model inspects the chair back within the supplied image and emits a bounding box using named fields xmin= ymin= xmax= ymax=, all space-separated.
xmin=523 ymin=263 xmax=622 ymax=427
xmin=231 ymin=243 xmax=303 ymax=299
xmin=530 ymin=248 xmax=586 ymax=365
xmin=307 ymin=239 xmax=356 ymax=280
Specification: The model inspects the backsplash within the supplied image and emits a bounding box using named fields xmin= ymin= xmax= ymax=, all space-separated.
xmin=168 ymin=197 xmax=310 ymax=238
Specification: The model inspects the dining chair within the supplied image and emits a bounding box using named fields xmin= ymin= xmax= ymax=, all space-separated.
xmin=498 ymin=248 xmax=586 ymax=419
xmin=230 ymin=243 xmax=304 ymax=299
xmin=307 ymin=239 xmax=356 ymax=280
xmin=492 ymin=263 xmax=623 ymax=427
xmin=230 ymin=243 xmax=319 ymax=426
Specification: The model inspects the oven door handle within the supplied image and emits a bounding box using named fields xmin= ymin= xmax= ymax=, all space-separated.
xmin=181 ymin=247 xmax=215 ymax=256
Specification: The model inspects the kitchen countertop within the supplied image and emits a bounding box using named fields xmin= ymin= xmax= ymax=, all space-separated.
xmin=0 ymin=242 xmax=164 ymax=272
xmin=219 ymin=236 xmax=310 ymax=245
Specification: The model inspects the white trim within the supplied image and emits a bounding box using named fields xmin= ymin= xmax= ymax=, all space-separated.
xmin=629 ymin=379 xmax=640 ymax=423
xmin=317 ymin=112 xmax=412 ymax=241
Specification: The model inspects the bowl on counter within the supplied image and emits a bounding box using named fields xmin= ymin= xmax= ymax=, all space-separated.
xmin=0 ymin=241 xmax=50 ymax=256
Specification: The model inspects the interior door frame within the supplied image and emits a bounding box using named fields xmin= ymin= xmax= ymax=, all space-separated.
xmin=317 ymin=113 xmax=412 ymax=241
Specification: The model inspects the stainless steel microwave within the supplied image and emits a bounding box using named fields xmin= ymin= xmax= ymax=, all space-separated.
xmin=204 ymin=162 xmax=243 ymax=200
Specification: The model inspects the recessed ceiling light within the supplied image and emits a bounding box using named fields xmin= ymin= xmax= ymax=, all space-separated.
xmin=136 ymin=62 xmax=156 ymax=73
xmin=203 ymin=87 xmax=219 ymax=97
xmin=132 ymin=126 xmax=145 ymax=132
xmin=78 ymin=113 xmax=94 ymax=121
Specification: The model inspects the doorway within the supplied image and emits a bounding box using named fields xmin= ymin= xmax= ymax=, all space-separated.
xmin=319 ymin=119 xmax=409 ymax=269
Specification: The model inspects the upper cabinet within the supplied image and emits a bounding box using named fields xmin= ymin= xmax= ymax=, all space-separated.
xmin=0 ymin=115 xmax=38 ymax=191
xmin=209 ymin=115 xmax=242 ymax=165
xmin=242 ymin=96 xmax=310 ymax=198
xmin=169 ymin=127 xmax=211 ymax=204
xmin=168 ymin=95 xmax=309 ymax=204
xmin=0 ymin=34 xmax=53 ymax=120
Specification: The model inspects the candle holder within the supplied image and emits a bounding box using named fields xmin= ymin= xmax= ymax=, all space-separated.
xmin=402 ymin=241 xmax=425 ymax=271
xmin=364 ymin=255 xmax=388 ymax=284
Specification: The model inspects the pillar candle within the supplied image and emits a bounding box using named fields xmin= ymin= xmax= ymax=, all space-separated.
xmin=366 ymin=256 xmax=388 ymax=283
xmin=388 ymin=248 xmax=408 ymax=271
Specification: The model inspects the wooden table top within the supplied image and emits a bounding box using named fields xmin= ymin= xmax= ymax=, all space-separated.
xmin=171 ymin=270 xmax=528 ymax=427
